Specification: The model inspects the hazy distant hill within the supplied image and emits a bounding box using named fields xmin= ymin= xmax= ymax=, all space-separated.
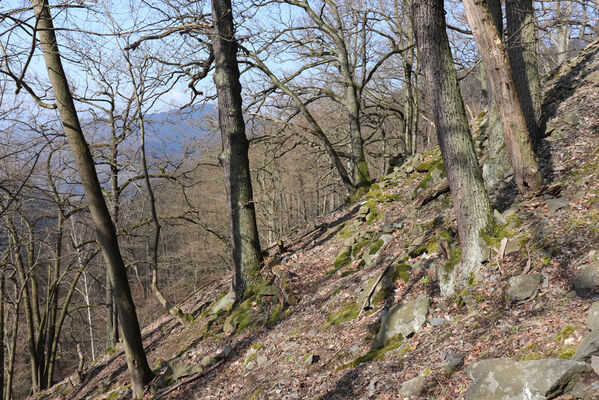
xmin=144 ymin=103 xmax=217 ymax=158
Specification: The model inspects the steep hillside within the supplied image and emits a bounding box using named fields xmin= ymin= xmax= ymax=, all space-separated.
xmin=36 ymin=40 xmax=599 ymax=400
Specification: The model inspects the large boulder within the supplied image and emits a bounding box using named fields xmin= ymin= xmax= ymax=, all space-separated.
xmin=573 ymin=330 xmax=599 ymax=362
xmin=374 ymin=295 xmax=430 ymax=348
xmin=588 ymin=301 xmax=599 ymax=331
xmin=506 ymin=273 xmax=543 ymax=302
xmin=466 ymin=358 xmax=591 ymax=400
xmin=573 ymin=262 xmax=599 ymax=295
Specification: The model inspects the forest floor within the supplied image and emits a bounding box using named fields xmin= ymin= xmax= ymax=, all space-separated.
xmin=34 ymin=40 xmax=599 ymax=400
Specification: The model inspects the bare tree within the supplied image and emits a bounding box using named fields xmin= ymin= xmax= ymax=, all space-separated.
xmin=412 ymin=0 xmax=493 ymax=295
xmin=31 ymin=0 xmax=153 ymax=395
xmin=211 ymin=0 xmax=263 ymax=301
xmin=462 ymin=0 xmax=543 ymax=194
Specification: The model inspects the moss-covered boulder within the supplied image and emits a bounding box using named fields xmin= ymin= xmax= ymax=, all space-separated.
xmin=374 ymin=295 xmax=430 ymax=348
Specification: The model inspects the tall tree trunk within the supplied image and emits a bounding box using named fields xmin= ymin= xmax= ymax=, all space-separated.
xmin=211 ymin=0 xmax=263 ymax=302
xmin=32 ymin=1 xmax=153 ymax=396
xmin=5 ymin=290 xmax=18 ymax=400
xmin=404 ymin=48 xmax=415 ymax=155
xmin=412 ymin=0 xmax=493 ymax=295
xmin=481 ymin=0 xmax=510 ymax=188
xmin=462 ymin=0 xmax=543 ymax=194
xmin=0 ymin=272 xmax=4 ymax=400
xmin=506 ymin=0 xmax=542 ymax=143
xmin=347 ymin=94 xmax=371 ymax=188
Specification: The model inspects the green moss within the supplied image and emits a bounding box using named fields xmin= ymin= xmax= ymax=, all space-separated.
xmin=396 ymin=263 xmax=412 ymax=283
xmin=341 ymin=269 xmax=357 ymax=277
xmin=322 ymin=302 xmax=360 ymax=328
xmin=107 ymin=391 xmax=119 ymax=400
xmin=514 ymin=343 xmax=543 ymax=360
xmin=506 ymin=213 xmax=522 ymax=228
xmin=301 ymin=352 xmax=314 ymax=363
xmin=412 ymin=163 xmax=446 ymax=199
xmin=415 ymin=156 xmax=443 ymax=173
xmin=369 ymin=239 xmax=385 ymax=255
xmin=555 ymin=325 xmax=575 ymax=342
xmin=105 ymin=347 xmax=117 ymax=356
xmin=352 ymin=240 xmax=370 ymax=257
xmin=337 ymin=222 xmax=355 ymax=239
xmin=267 ymin=304 xmax=283 ymax=326
xmin=348 ymin=185 xmax=370 ymax=203
xmin=480 ymin=221 xmax=516 ymax=248
xmin=444 ymin=246 xmax=462 ymax=274
xmin=336 ymin=334 xmax=405 ymax=370
xmin=557 ymin=345 xmax=576 ymax=359
xmin=408 ymin=244 xmax=428 ymax=258
xmin=248 ymin=387 xmax=263 ymax=400
xmin=331 ymin=247 xmax=352 ymax=273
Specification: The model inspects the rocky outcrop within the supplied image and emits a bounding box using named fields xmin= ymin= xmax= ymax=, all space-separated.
xmin=466 ymin=358 xmax=591 ymax=399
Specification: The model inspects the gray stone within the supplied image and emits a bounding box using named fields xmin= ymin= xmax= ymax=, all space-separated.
xmin=429 ymin=317 xmax=446 ymax=327
xmin=466 ymin=358 xmax=591 ymax=400
xmin=374 ymin=295 xmax=430 ymax=347
xmin=398 ymin=376 xmax=426 ymax=398
xmin=302 ymin=353 xmax=315 ymax=365
xmin=357 ymin=265 xmax=399 ymax=310
xmin=256 ymin=355 xmax=268 ymax=366
xmin=344 ymin=236 xmax=356 ymax=247
xmin=587 ymin=302 xmax=599 ymax=331
xmin=589 ymin=250 xmax=599 ymax=261
xmin=574 ymin=262 xmax=599 ymax=295
xmin=573 ymin=330 xmax=599 ymax=361
xmin=260 ymin=285 xmax=280 ymax=296
xmin=506 ymin=273 xmax=543 ymax=302
xmin=504 ymin=238 xmax=521 ymax=256
xmin=410 ymin=235 xmax=426 ymax=248
xmin=172 ymin=362 xmax=204 ymax=380
xmin=494 ymin=209 xmax=507 ymax=225
xmin=546 ymin=197 xmax=570 ymax=213
xmin=442 ymin=352 xmax=464 ymax=370
xmin=584 ymin=70 xmax=599 ymax=82
xmin=382 ymin=224 xmax=394 ymax=234
xmin=209 ymin=291 xmax=234 ymax=315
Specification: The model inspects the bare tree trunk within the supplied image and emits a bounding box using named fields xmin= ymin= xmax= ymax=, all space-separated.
xmin=5 ymin=291 xmax=18 ymax=400
xmin=481 ymin=0 xmax=510 ymax=188
xmin=462 ymin=0 xmax=543 ymax=194
xmin=404 ymin=48 xmax=415 ymax=156
xmin=128 ymin=56 xmax=190 ymax=325
xmin=412 ymin=0 xmax=494 ymax=295
xmin=32 ymin=1 xmax=153 ymax=396
xmin=211 ymin=0 xmax=263 ymax=302
xmin=506 ymin=0 xmax=542 ymax=143
xmin=0 ymin=272 xmax=4 ymax=400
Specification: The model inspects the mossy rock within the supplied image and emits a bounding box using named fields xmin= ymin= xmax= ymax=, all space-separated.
xmin=369 ymin=239 xmax=385 ymax=255
xmin=336 ymin=333 xmax=406 ymax=370
xmin=352 ymin=240 xmax=370 ymax=257
xmin=332 ymin=246 xmax=352 ymax=271
xmin=415 ymin=156 xmax=443 ymax=173
xmin=322 ymin=302 xmax=359 ymax=328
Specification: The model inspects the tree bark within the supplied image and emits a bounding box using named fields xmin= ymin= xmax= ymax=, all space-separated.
xmin=211 ymin=0 xmax=263 ymax=302
xmin=0 ymin=272 xmax=4 ymax=400
xmin=32 ymin=0 xmax=153 ymax=396
xmin=412 ymin=0 xmax=494 ymax=295
xmin=506 ymin=0 xmax=542 ymax=143
xmin=462 ymin=0 xmax=543 ymax=194
xmin=480 ymin=0 xmax=510 ymax=188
